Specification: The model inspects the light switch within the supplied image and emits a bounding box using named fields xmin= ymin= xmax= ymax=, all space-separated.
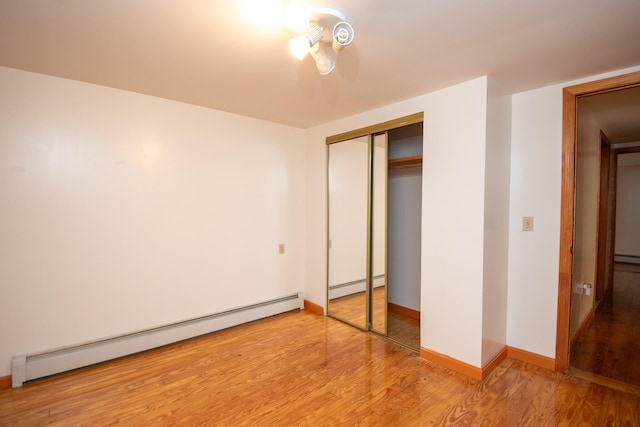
xmin=278 ymin=243 xmax=285 ymax=254
xmin=522 ymin=216 xmax=534 ymax=231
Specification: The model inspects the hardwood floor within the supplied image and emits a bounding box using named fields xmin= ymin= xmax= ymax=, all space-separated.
xmin=388 ymin=310 xmax=420 ymax=350
xmin=571 ymin=262 xmax=640 ymax=389
xmin=2 ymin=310 xmax=639 ymax=425
xmin=328 ymin=290 xmax=367 ymax=329
xmin=328 ymin=287 xmax=420 ymax=349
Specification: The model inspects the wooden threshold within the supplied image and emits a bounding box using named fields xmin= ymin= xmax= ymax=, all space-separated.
xmin=570 ymin=367 xmax=640 ymax=397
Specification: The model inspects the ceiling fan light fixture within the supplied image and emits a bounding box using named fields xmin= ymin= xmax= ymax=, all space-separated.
xmin=287 ymin=7 xmax=353 ymax=75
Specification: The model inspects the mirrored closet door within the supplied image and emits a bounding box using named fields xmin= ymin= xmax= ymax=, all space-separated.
xmin=327 ymin=136 xmax=369 ymax=329
xmin=326 ymin=113 xmax=423 ymax=350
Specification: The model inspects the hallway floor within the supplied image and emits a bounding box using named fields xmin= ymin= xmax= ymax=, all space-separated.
xmin=571 ymin=262 xmax=640 ymax=389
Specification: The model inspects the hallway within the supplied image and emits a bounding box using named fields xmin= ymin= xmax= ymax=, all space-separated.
xmin=571 ymin=263 xmax=640 ymax=390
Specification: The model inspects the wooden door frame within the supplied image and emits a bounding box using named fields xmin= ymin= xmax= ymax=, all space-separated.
xmin=595 ymin=131 xmax=612 ymax=300
xmin=555 ymin=71 xmax=640 ymax=373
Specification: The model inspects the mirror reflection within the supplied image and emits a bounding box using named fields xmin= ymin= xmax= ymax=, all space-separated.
xmin=327 ymin=137 xmax=369 ymax=329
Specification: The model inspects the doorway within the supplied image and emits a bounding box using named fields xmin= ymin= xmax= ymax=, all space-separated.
xmin=556 ymin=71 xmax=640 ymax=373
xmin=571 ymin=147 xmax=640 ymax=389
xmin=386 ymin=123 xmax=423 ymax=349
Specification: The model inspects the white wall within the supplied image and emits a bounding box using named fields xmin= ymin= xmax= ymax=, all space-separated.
xmin=0 ymin=66 xmax=306 ymax=377
xmin=615 ymin=152 xmax=640 ymax=261
xmin=327 ymin=138 xmax=368 ymax=286
xmin=306 ymin=77 xmax=491 ymax=367
xmin=507 ymin=65 xmax=640 ymax=359
xmin=422 ymin=78 xmax=489 ymax=367
xmin=481 ymin=78 xmax=511 ymax=365
xmin=387 ymin=168 xmax=422 ymax=311
xmin=326 ymin=135 xmax=386 ymax=290
xmin=387 ymin=129 xmax=422 ymax=311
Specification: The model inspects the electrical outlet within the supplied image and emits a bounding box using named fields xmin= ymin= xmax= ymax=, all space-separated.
xmin=278 ymin=243 xmax=285 ymax=254
xmin=522 ymin=216 xmax=534 ymax=231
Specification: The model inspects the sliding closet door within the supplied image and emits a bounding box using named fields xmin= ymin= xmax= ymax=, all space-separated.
xmin=326 ymin=113 xmax=423 ymax=349
xmin=327 ymin=137 xmax=369 ymax=329
xmin=370 ymin=132 xmax=388 ymax=335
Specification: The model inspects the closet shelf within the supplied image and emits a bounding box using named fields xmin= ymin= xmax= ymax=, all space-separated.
xmin=388 ymin=155 xmax=422 ymax=169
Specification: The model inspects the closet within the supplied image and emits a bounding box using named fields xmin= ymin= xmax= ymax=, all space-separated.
xmin=326 ymin=113 xmax=423 ymax=350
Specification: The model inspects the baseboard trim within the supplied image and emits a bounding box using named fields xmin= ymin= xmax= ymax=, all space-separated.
xmin=0 ymin=375 xmax=11 ymax=390
xmin=420 ymin=348 xmax=483 ymax=381
xmin=483 ymin=347 xmax=508 ymax=379
xmin=304 ymin=299 xmax=324 ymax=315
xmin=419 ymin=347 xmax=509 ymax=381
xmin=388 ymin=302 xmax=420 ymax=320
xmin=506 ymin=346 xmax=555 ymax=371
xmin=570 ymin=306 xmax=595 ymax=349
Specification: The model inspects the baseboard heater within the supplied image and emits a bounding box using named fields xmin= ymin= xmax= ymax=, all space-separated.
xmin=328 ymin=275 xmax=385 ymax=300
xmin=614 ymin=254 xmax=640 ymax=264
xmin=11 ymin=292 xmax=304 ymax=388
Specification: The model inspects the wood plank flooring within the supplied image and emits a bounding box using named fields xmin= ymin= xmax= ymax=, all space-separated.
xmin=571 ymin=262 xmax=640 ymax=388
xmin=328 ymin=287 xmax=420 ymax=349
xmin=387 ymin=310 xmax=420 ymax=350
xmin=1 ymin=310 xmax=639 ymax=425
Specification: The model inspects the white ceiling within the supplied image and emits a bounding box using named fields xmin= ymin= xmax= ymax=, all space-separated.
xmin=1 ymin=0 xmax=639 ymax=128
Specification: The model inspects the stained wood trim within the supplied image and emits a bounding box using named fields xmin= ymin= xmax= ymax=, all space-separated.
xmin=563 ymin=71 xmax=640 ymax=96
xmin=556 ymin=70 xmax=640 ymax=374
xmin=608 ymin=153 xmax=618 ymax=290
xmin=303 ymin=299 xmax=324 ymax=315
xmin=326 ymin=112 xmax=424 ymax=145
xmin=420 ymin=348 xmax=483 ymax=381
xmin=596 ymin=132 xmax=612 ymax=300
xmin=570 ymin=306 xmax=595 ymax=349
xmin=420 ymin=347 xmax=508 ymax=381
xmin=556 ymin=85 xmax=577 ymax=373
xmin=507 ymin=346 xmax=556 ymax=371
xmin=388 ymin=155 xmax=422 ymax=169
xmin=387 ymin=302 xmax=420 ymax=320
xmin=0 ymin=375 xmax=11 ymax=390
xmin=482 ymin=348 xmax=508 ymax=379
xmin=615 ymin=146 xmax=640 ymax=154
